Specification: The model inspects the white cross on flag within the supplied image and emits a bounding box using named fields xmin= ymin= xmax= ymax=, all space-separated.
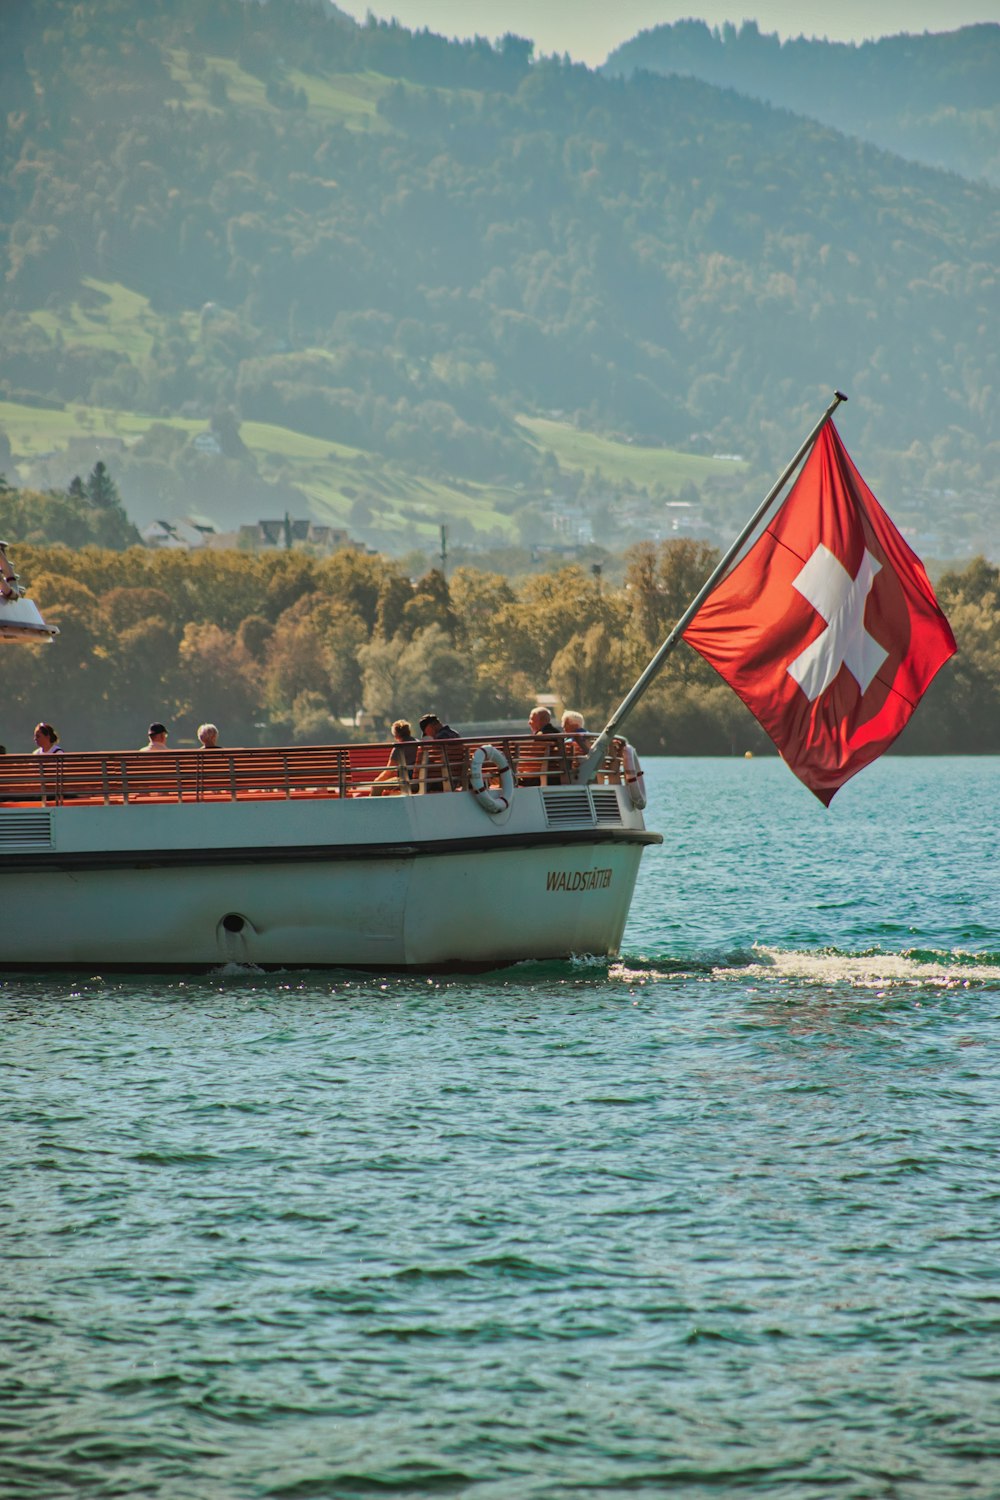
xmin=682 ymin=421 xmax=957 ymax=805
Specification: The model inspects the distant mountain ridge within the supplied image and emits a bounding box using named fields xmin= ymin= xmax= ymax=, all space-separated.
xmin=0 ymin=0 xmax=997 ymax=558
xmin=604 ymin=22 xmax=1000 ymax=186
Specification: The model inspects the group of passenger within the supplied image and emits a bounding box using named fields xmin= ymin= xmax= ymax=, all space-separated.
xmin=369 ymin=705 xmax=590 ymax=795
xmin=13 ymin=708 xmax=592 ymax=793
xmin=518 ymin=706 xmax=590 ymax=788
xmin=19 ymin=721 xmax=221 ymax=755
xmin=140 ymin=722 xmax=220 ymax=752
xmin=370 ymin=712 xmax=462 ymax=795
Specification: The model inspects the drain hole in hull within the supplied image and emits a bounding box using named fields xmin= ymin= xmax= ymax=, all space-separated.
xmin=222 ymin=913 xmax=246 ymax=933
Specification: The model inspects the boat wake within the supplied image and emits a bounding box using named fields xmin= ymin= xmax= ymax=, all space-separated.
xmin=610 ymin=943 xmax=1000 ymax=991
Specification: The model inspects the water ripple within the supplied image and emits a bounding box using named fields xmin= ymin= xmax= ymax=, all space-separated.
xmin=2 ymin=759 xmax=999 ymax=1498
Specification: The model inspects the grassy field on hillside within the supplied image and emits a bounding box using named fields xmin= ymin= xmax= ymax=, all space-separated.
xmin=516 ymin=417 xmax=747 ymax=490
xmin=28 ymin=280 xmax=169 ymax=363
xmin=164 ymin=49 xmax=390 ymax=128
xmin=1 ymin=389 xmax=748 ymax=542
xmin=8 ymin=267 xmax=750 ymax=542
xmin=0 ymin=399 xmax=169 ymax=452
xmin=5 ymin=266 xmax=747 ymax=541
xmin=0 ymin=399 xmax=519 ymax=540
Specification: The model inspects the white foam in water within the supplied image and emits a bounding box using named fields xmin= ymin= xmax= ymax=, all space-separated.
xmin=720 ymin=945 xmax=1000 ymax=989
xmin=609 ymin=948 xmax=1000 ymax=990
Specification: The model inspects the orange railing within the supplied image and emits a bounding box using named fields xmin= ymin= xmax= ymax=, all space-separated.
xmin=0 ymin=736 xmax=624 ymax=808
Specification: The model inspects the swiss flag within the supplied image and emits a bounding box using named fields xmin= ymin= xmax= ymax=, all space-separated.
xmin=682 ymin=421 xmax=957 ymax=805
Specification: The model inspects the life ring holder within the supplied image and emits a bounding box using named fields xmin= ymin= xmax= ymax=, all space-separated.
xmin=620 ymin=740 xmax=647 ymax=810
xmin=469 ymin=745 xmax=515 ymax=821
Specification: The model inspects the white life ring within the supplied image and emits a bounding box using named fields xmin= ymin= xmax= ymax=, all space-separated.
xmin=621 ymin=741 xmax=647 ymax=810
xmin=469 ymin=745 xmax=514 ymax=816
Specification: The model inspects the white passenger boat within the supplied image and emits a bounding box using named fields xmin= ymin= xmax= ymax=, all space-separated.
xmin=0 ymin=739 xmax=658 ymax=971
xmin=1 ymin=536 xmax=658 ymax=972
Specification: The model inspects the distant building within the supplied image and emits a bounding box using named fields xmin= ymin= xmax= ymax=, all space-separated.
xmin=237 ymin=518 xmax=364 ymax=554
xmin=142 ymin=518 xmax=218 ymax=550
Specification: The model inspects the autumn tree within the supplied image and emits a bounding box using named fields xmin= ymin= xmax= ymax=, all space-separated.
xmin=447 ymin=566 xmax=515 ymax=653
xmin=176 ymin=622 xmax=260 ymax=744
xmin=550 ymin=621 xmax=633 ymax=726
xmin=359 ymin=623 xmax=477 ymax=729
xmin=903 ymin=556 xmax=1000 ymax=753
xmin=493 ymin=565 xmax=618 ymax=686
xmin=400 ymin=568 xmax=460 ymax=640
xmin=262 ymin=610 xmax=333 ymax=723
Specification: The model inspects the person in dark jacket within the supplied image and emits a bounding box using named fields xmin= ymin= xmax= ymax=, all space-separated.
xmin=518 ymin=706 xmax=565 ymax=786
xmin=415 ymin=712 xmax=462 ymax=793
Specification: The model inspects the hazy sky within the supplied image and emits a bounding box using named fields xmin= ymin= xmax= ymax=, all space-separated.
xmin=333 ymin=1 xmax=996 ymax=65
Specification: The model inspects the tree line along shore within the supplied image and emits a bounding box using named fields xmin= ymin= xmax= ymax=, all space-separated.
xmin=2 ymin=533 xmax=995 ymax=759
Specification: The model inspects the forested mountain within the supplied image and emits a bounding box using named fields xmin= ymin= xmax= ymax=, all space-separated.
xmin=0 ymin=0 xmax=997 ymax=559
xmin=605 ymin=22 xmax=1000 ymax=188
xmin=4 ymin=529 xmax=996 ymax=756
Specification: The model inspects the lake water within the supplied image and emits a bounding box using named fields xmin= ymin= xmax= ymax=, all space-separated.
xmin=3 ymin=757 xmax=998 ymax=1499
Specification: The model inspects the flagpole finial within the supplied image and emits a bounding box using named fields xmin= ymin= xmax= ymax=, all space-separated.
xmin=834 ymin=390 xmax=848 ymax=403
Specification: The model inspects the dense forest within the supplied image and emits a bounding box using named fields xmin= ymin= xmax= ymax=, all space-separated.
xmin=2 ymin=484 xmax=996 ymax=758
xmin=605 ymin=21 xmax=1000 ymax=187
xmin=0 ymin=0 xmax=997 ymax=560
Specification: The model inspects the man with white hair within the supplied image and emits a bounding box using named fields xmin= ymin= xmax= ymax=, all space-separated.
xmin=198 ymin=723 xmax=221 ymax=749
xmin=519 ymin=705 xmax=565 ymax=787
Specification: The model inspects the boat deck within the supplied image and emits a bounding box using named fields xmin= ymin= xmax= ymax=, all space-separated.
xmin=0 ymin=735 xmax=623 ymax=808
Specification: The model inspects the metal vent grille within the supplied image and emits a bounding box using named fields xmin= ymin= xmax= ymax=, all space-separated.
xmin=0 ymin=810 xmax=53 ymax=849
xmin=591 ymin=788 xmax=624 ymax=825
xmin=541 ymin=789 xmax=595 ymax=827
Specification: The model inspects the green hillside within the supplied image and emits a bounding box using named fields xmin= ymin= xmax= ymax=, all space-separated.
xmin=2 ymin=387 xmax=746 ymax=553
xmin=0 ymin=0 xmax=997 ymax=560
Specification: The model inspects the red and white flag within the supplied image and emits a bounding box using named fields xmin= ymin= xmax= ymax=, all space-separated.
xmin=682 ymin=421 xmax=957 ymax=805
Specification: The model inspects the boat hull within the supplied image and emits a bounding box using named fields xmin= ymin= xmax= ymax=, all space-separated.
xmin=1 ymin=786 xmax=658 ymax=971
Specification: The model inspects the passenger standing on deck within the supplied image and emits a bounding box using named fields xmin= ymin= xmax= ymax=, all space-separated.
xmin=141 ymin=722 xmax=169 ymax=752
xmin=32 ymin=723 xmax=64 ymax=755
xmin=198 ymin=723 xmax=221 ymax=749
xmin=415 ymin=712 xmax=462 ymax=793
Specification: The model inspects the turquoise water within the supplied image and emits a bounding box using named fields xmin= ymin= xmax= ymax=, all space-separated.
xmin=3 ymin=756 xmax=999 ymax=1499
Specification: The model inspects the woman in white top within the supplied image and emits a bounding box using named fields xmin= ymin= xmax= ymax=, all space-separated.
xmin=33 ymin=723 xmax=63 ymax=755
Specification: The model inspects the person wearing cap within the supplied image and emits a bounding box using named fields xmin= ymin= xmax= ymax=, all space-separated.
xmin=414 ymin=711 xmax=462 ymax=793
xmin=141 ymin=723 xmax=169 ymax=752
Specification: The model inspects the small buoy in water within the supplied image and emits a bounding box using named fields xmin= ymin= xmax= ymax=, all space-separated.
xmin=744 ymin=750 xmax=753 ymax=759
